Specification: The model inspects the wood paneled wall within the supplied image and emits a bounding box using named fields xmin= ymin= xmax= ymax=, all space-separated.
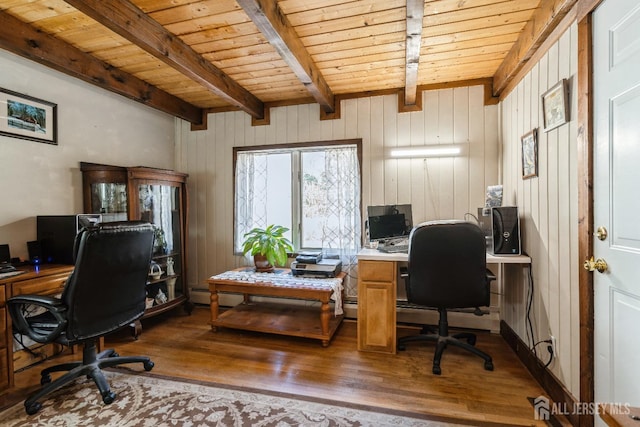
xmin=176 ymin=85 xmax=499 ymax=298
xmin=500 ymin=23 xmax=579 ymax=396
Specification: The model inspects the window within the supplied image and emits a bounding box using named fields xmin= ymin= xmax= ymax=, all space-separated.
xmin=234 ymin=140 xmax=362 ymax=255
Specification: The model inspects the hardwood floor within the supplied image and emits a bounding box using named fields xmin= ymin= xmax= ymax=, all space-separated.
xmin=10 ymin=305 xmax=566 ymax=426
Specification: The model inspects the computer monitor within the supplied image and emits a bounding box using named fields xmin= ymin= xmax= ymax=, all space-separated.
xmin=37 ymin=214 xmax=102 ymax=264
xmin=366 ymin=204 xmax=413 ymax=241
xmin=0 ymin=244 xmax=10 ymax=264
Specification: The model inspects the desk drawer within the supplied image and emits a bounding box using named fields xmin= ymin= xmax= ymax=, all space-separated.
xmin=358 ymin=260 xmax=395 ymax=282
xmin=11 ymin=272 xmax=68 ymax=297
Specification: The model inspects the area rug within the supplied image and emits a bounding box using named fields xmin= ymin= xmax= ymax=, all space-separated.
xmin=0 ymin=370 xmax=470 ymax=426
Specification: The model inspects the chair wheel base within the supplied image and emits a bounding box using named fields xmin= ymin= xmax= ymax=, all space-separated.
xmin=102 ymin=391 xmax=116 ymax=404
xmin=144 ymin=360 xmax=154 ymax=371
xmin=432 ymin=365 xmax=441 ymax=375
xmin=484 ymin=361 xmax=494 ymax=371
xmin=40 ymin=374 xmax=51 ymax=385
xmin=25 ymin=401 xmax=42 ymax=415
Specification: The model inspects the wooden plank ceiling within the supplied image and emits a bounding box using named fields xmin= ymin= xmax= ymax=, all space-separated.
xmin=0 ymin=0 xmax=577 ymax=126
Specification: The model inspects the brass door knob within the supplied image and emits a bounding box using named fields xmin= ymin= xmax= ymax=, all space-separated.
xmin=583 ymin=256 xmax=608 ymax=273
xmin=596 ymin=226 xmax=608 ymax=241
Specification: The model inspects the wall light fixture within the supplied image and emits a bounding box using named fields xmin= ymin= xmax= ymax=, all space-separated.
xmin=387 ymin=143 xmax=467 ymax=158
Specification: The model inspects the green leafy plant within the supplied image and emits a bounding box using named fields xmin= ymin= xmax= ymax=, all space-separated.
xmin=153 ymin=226 xmax=167 ymax=254
xmin=241 ymin=224 xmax=294 ymax=268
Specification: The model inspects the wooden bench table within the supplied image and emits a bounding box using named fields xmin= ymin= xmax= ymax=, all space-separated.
xmin=208 ymin=268 xmax=345 ymax=347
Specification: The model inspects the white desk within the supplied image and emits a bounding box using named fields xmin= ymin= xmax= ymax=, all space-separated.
xmin=356 ymin=248 xmax=531 ymax=353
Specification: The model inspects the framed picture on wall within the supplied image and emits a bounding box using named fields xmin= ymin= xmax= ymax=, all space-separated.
xmin=521 ymin=129 xmax=538 ymax=179
xmin=542 ymin=79 xmax=569 ymax=132
xmin=0 ymin=87 xmax=57 ymax=145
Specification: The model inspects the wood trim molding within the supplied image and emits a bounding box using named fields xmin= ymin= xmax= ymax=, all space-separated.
xmin=193 ymin=79 xmax=499 ymax=126
xmin=493 ymin=0 xmax=578 ymax=97
xmin=498 ymin=5 xmax=578 ymax=102
xmin=577 ymin=6 xmax=595 ymax=427
xmin=578 ymin=0 xmax=604 ymax=22
xmin=500 ymin=321 xmax=579 ymax=426
xmin=398 ymin=88 xmax=423 ymax=113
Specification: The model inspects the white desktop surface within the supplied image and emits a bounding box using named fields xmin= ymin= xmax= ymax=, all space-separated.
xmin=357 ymin=247 xmax=531 ymax=264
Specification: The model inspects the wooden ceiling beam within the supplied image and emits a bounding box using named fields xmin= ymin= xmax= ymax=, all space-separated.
xmin=237 ymin=0 xmax=335 ymax=114
xmin=404 ymin=0 xmax=424 ymax=107
xmin=0 ymin=10 xmax=202 ymax=125
xmin=492 ymin=0 xmax=577 ymax=96
xmin=64 ymin=0 xmax=265 ymax=120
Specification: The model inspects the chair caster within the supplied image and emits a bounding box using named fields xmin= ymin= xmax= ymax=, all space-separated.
xmin=144 ymin=360 xmax=154 ymax=371
xmin=397 ymin=343 xmax=406 ymax=351
xmin=111 ymin=352 xmax=119 ymax=357
xmin=467 ymin=336 xmax=476 ymax=346
xmin=40 ymin=374 xmax=51 ymax=385
xmin=432 ymin=364 xmax=441 ymax=375
xmin=25 ymin=401 xmax=42 ymax=415
xmin=102 ymin=391 xmax=116 ymax=404
xmin=484 ymin=361 xmax=494 ymax=371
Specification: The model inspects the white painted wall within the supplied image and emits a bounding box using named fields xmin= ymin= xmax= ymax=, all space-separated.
xmin=500 ymin=23 xmax=580 ymax=396
xmin=0 ymin=50 xmax=175 ymax=261
xmin=176 ymin=85 xmax=499 ymax=299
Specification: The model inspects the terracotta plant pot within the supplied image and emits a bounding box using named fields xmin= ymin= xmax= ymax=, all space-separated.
xmin=253 ymin=254 xmax=274 ymax=273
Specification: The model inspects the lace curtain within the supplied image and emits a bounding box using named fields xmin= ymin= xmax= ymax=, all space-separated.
xmin=234 ymin=146 xmax=361 ymax=299
xmin=314 ymin=147 xmax=360 ymax=298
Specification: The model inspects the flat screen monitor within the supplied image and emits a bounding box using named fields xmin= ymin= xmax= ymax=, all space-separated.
xmin=367 ymin=204 xmax=413 ymax=241
xmin=0 ymin=244 xmax=10 ymax=264
xmin=37 ymin=214 xmax=102 ymax=264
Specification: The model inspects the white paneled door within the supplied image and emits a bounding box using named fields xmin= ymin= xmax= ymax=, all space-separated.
xmin=593 ymin=0 xmax=640 ymax=418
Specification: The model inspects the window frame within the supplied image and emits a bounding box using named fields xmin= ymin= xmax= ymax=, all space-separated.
xmin=232 ymin=138 xmax=363 ymax=254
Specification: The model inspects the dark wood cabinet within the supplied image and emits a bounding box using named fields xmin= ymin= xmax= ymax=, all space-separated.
xmin=80 ymin=163 xmax=190 ymax=335
xmin=0 ymin=265 xmax=74 ymax=395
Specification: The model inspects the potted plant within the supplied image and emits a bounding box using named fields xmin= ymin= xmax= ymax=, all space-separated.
xmin=153 ymin=226 xmax=167 ymax=254
xmin=241 ymin=224 xmax=294 ymax=272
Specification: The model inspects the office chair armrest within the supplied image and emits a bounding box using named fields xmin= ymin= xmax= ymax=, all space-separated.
xmin=486 ymin=269 xmax=496 ymax=282
xmin=7 ymin=295 xmax=68 ymax=344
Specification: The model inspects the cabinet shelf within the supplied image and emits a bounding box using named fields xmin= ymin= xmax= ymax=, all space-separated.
xmin=146 ymin=274 xmax=179 ymax=286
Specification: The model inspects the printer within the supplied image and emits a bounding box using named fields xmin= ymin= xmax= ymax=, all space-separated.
xmin=291 ymin=258 xmax=342 ymax=278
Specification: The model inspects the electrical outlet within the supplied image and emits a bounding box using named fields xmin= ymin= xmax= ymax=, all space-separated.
xmin=549 ymin=335 xmax=557 ymax=358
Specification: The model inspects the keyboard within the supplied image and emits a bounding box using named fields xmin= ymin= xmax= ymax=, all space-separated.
xmin=378 ymin=244 xmax=409 ymax=253
xmin=0 ymin=270 xmax=25 ymax=279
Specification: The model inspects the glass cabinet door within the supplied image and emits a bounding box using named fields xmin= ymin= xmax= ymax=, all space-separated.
xmin=80 ymin=162 xmax=129 ymax=222
xmin=90 ymin=182 xmax=128 ymax=222
xmin=137 ymin=183 xmax=183 ymax=304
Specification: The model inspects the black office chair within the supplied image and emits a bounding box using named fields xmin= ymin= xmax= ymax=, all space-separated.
xmin=8 ymin=221 xmax=156 ymax=415
xmin=397 ymin=220 xmax=495 ymax=375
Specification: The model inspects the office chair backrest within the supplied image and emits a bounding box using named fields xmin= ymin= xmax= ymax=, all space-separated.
xmin=62 ymin=221 xmax=155 ymax=341
xmin=407 ymin=220 xmax=489 ymax=309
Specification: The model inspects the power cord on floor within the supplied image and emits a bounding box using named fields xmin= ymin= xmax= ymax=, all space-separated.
xmin=524 ymin=255 xmax=555 ymax=369
xmin=524 ymin=252 xmax=537 ymax=356
xmin=532 ymin=338 xmax=554 ymax=368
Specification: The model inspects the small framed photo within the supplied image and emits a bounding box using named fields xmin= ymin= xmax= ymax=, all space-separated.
xmin=542 ymin=79 xmax=569 ymax=132
xmin=0 ymin=87 xmax=57 ymax=145
xmin=521 ymin=129 xmax=538 ymax=179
